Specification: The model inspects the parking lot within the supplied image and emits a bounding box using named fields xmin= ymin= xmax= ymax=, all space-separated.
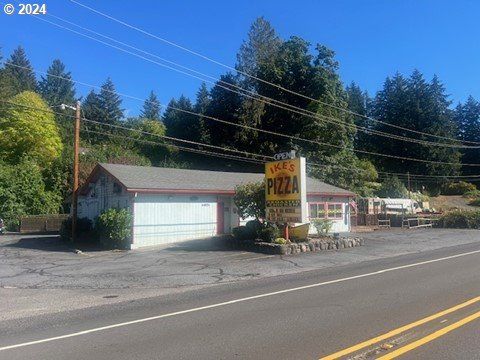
xmin=1 ymin=229 xmax=479 ymax=320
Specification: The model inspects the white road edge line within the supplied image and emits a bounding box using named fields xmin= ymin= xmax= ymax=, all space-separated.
xmin=1 ymin=248 xmax=480 ymax=352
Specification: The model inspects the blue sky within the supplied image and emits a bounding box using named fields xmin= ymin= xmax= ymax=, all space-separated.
xmin=1 ymin=0 xmax=479 ymax=116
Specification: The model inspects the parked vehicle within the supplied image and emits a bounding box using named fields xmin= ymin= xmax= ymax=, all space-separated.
xmin=0 ymin=218 xmax=5 ymax=235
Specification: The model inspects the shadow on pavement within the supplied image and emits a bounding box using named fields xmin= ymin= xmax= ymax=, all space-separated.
xmin=4 ymin=235 xmax=104 ymax=253
xmin=163 ymin=236 xmax=236 ymax=253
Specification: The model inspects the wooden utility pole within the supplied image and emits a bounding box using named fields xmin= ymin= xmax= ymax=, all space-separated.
xmin=72 ymin=101 xmax=81 ymax=243
xmin=407 ymin=172 xmax=412 ymax=199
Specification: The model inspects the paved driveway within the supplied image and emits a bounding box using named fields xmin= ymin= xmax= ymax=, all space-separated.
xmin=0 ymin=229 xmax=479 ymax=320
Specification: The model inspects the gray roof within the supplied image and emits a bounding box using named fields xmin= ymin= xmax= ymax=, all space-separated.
xmin=97 ymin=163 xmax=355 ymax=196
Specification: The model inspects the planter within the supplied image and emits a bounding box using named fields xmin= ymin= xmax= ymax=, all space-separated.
xmin=230 ymin=236 xmax=365 ymax=255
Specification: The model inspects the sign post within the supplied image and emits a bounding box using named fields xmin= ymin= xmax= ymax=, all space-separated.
xmin=265 ymin=155 xmax=307 ymax=240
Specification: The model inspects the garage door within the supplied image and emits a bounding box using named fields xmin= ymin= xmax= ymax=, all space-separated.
xmin=132 ymin=195 xmax=217 ymax=248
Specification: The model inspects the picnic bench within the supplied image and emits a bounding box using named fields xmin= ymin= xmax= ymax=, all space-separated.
xmin=402 ymin=217 xmax=438 ymax=229
xmin=378 ymin=219 xmax=391 ymax=228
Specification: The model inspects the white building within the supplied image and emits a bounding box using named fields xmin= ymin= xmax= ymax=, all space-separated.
xmin=78 ymin=163 xmax=355 ymax=249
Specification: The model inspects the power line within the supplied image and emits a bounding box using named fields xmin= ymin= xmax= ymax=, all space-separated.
xmin=35 ymin=15 xmax=480 ymax=150
xmin=2 ymin=99 xmax=477 ymax=184
xmin=0 ymin=69 xmax=478 ymax=170
xmin=69 ymin=0 xmax=480 ymax=146
xmin=0 ymin=100 xmax=472 ymax=183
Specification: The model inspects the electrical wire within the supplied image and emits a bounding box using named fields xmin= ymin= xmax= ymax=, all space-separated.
xmin=34 ymin=15 xmax=480 ymax=150
xmin=68 ymin=0 xmax=480 ymax=146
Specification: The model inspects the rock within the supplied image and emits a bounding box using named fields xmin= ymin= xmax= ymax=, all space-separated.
xmin=309 ymin=243 xmax=315 ymax=251
xmin=74 ymin=249 xmax=83 ymax=255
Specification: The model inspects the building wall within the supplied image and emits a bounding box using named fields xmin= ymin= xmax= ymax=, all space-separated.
xmin=234 ymin=196 xmax=351 ymax=234
xmin=131 ymin=194 xmax=220 ymax=248
xmin=77 ymin=173 xmax=131 ymax=221
xmin=79 ymin=172 xmax=351 ymax=249
xmin=307 ymin=195 xmax=351 ymax=233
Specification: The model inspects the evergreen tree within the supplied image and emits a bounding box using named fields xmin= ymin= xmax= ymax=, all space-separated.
xmin=193 ymin=83 xmax=211 ymax=143
xmin=454 ymin=96 xmax=480 ymax=175
xmin=371 ymin=71 xmax=460 ymax=182
xmin=98 ymin=78 xmax=123 ymax=124
xmin=140 ymin=90 xmax=161 ymax=121
xmin=82 ymin=90 xmax=104 ymax=143
xmin=205 ymin=73 xmax=242 ymax=147
xmin=3 ymin=46 xmax=36 ymax=94
xmin=236 ymin=17 xmax=280 ymax=90
xmin=0 ymin=48 xmax=17 ymax=109
xmin=163 ymin=95 xmax=195 ymax=140
xmin=38 ymin=59 xmax=76 ymax=107
xmin=346 ymin=82 xmax=372 ymax=149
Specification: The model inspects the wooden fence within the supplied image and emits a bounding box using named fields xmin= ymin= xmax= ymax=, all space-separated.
xmin=19 ymin=214 xmax=69 ymax=234
xmin=350 ymin=213 xmax=379 ymax=227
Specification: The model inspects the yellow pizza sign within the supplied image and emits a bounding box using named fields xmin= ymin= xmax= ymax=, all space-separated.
xmin=265 ymin=157 xmax=307 ymax=223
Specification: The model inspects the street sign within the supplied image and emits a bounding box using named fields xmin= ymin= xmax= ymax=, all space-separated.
xmin=265 ymin=157 xmax=307 ymax=223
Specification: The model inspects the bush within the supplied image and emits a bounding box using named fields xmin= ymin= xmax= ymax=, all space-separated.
xmin=274 ymin=237 xmax=287 ymax=245
xmin=258 ymin=224 xmax=280 ymax=243
xmin=463 ymin=190 xmax=480 ymax=199
xmin=442 ymin=182 xmax=477 ymax=195
xmin=312 ymin=218 xmax=334 ymax=235
xmin=377 ymin=176 xmax=408 ymax=198
xmin=233 ymin=181 xmax=265 ymax=219
xmin=95 ymin=208 xmax=132 ymax=249
xmin=469 ymin=198 xmax=480 ymax=207
xmin=436 ymin=210 xmax=480 ymax=229
xmin=232 ymin=226 xmax=256 ymax=241
xmin=245 ymin=219 xmax=263 ymax=236
xmin=60 ymin=217 xmax=93 ymax=242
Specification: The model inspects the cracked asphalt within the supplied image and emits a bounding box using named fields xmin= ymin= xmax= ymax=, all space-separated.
xmin=0 ymin=229 xmax=479 ymax=321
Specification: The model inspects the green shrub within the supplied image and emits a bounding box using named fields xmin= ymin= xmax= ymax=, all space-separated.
xmin=273 ymin=237 xmax=287 ymax=245
xmin=469 ymin=198 xmax=480 ymax=207
xmin=436 ymin=210 xmax=480 ymax=229
xmin=442 ymin=182 xmax=477 ymax=195
xmin=463 ymin=190 xmax=480 ymax=199
xmin=312 ymin=218 xmax=334 ymax=235
xmin=232 ymin=226 xmax=256 ymax=241
xmin=245 ymin=219 xmax=263 ymax=236
xmin=95 ymin=208 xmax=132 ymax=249
xmin=258 ymin=224 xmax=280 ymax=243
xmin=60 ymin=217 xmax=93 ymax=242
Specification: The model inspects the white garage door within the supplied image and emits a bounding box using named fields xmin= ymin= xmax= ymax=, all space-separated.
xmin=132 ymin=195 xmax=217 ymax=248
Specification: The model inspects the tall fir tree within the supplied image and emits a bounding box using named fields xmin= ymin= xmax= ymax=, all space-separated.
xmin=98 ymin=78 xmax=123 ymax=124
xmin=82 ymin=90 xmax=104 ymax=143
xmin=163 ymin=95 xmax=195 ymax=141
xmin=236 ymin=17 xmax=280 ymax=90
xmin=140 ymin=90 xmax=161 ymax=121
xmin=454 ymin=96 xmax=480 ymax=175
xmin=193 ymin=83 xmax=211 ymax=143
xmin=38 ymin=59 xmax=77 ymax=142
xmin=205 ymin=73 xmax=242 ymax=147
xmin=3 ymin=46 xmax=36 ymax=94
xmin=346 ymin=82 xmax=372 ymax=150
xmin=371 ymin=70 xmax=460 ymax=182
xmin=38 ymin=59 xmax=76 ymax=107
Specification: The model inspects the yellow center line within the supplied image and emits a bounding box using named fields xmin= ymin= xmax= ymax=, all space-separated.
xmin=319 ymin=296 xmax=480 ymax=360
xmin=377 ymin=310 xmax=480 ymax=359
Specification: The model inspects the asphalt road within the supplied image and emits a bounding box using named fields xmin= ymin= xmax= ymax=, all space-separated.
xmin=0 ymin=241 xmax=479 ymax=359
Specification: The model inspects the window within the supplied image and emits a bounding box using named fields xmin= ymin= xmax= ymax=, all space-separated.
xmin=309 ymin=202 xmax=343 ymax=219
xmin=309 ymin=203 xmax=326 ymax=218
xmin=327 ymin=203 xmax=343 ymax=219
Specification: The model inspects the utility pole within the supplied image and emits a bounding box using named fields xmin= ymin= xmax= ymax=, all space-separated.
xmin=72 ymin=101 xmax=81 ymax=243
xmin=407 ymin=172 xmax=412 ymax=199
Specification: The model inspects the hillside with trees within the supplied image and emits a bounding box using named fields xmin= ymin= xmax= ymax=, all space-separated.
xmin=0 ymin=18 xmax=479 ymax=227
